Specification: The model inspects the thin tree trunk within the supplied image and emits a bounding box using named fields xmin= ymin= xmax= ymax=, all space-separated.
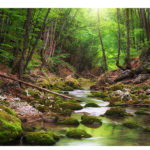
xmin=24 ymin=8 xmax=51 ymax=72
xmin=140 ymin=8 xmax=150 ymax=42
xmin=97 ymin=9 xmax=108 ymax=71
xmin=126 ymin=8 xmax=131 ymax=69
xmin=19 ymin=9 xmax=32 ymax=79
xmin=131 ymin=9 xmax=135 ymax=48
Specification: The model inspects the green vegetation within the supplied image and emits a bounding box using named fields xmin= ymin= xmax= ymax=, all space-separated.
xmin=105 ymin=108 xmax=127 ymax=117
xmin=57 ymin=117 xmax=79 ymax=126
xmin=85 ymin=103 xmax=99 ymax=107
xmin=0 ymin=106 xmax=22 ymax=144
xmin=66 ymin=129 xmax=92 ymax=139
xmin=24 ymin=131 xmax=59 ymax=145
xmin=123 ymin=120 xmax=139 ymax=129
xmin=59 ymin=102 xmax=83 ymax=110
xmin=81 ymin=115 xmax=102 ymax=126
xmin=135 ymin=108 xmax=149 ymax=115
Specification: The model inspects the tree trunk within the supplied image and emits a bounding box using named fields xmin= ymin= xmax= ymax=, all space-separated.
xmin=131 ymin=9 xmax=136 ymax=48
xmin=97 ymin=9 xmax=108 ymax=71
xmin=19 ymin=9 xmax=32 ymax=79
xmin=140 ymin=8 xmax=150 ymax=42
xmin=24 ymin=8 xmax=51 ymax=72
xmin=126 ymin=8 xmax=131 ymax=69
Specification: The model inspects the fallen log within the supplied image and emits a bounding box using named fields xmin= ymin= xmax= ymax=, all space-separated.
xmin=0 ymin=73 xmax=72 ymax=99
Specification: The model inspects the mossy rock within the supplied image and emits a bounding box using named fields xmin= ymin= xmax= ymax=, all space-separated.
xmin=59 ymin=102 xmax=83 ymax=110
xmin=61 ymin=109 xmax=72 ymax=116
xmin=143 ymin=126 xmax=150 ymax=132
xmin=81 ymin=115 xmax=102 ymax=126
xmin=66 ymin=129 xmax=92 ymax=139
xmin=37 ymin=105 xmax=48 ymax=113
xmin=64 ymin=91 xmax=69 ymax=94
xmin=64 ymin=78 xmax=81 ymax=89
xmin=0 ymin=106 xmax=22 ymax=144
xmin=89 ymin=91 xmax=108 ymax=99
xmin=135 ymin=108 xmax=149 ymax=115
xmin=0 ymin=105 xmax=16 ymax=116
xmin=123 ymin=120 xmax=139 ymax=129
xmin=57 ymin=117 xmax=79 ymax=126
xmin=63 ymin=86 xmax=74 ymax=91
xmin=24 ymin=130 xmax=59 ymax=145
xmin=141 ymin=99 xmax=150 ymax=104
xmin=105 ymin=107 xmax=127 ymax=117
xmin=108 ymin=83 xmax=125 ymax=91
xmin=85 ymin=103 xmax=99 ymax=108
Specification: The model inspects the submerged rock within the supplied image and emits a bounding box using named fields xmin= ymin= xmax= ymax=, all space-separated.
xmin=59 ymin=102 xmax=83 ymax=110
xmin=105 ymin=108 xmax=127 ymax=117
xmin=143 ymin=126 xmax=150 ymax=132
xmin=81 ymin=115 xmax=102 ymax=127
xmin=122 ymin=120 xmax=139 ymax=129
xmin=0 ymin=105 xmax=22 ymax=144
xmin=85 ymin=103 xmax=99 ymax=107
xmin=135 ymin=108 xmax=149 ymax=115
xmin=66 ymin=129 xmax=92 ymax=139
xmin=23 ymin=130 xmax=59 ymax=145
xmin=57 ymin=117 xmax=79 ymax=126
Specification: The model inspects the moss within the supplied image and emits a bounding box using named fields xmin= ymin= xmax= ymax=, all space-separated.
xmin=0 ymin=106 xmax=22 ymax=144
xmin=141 ymin=99 xmax=150 ymax=104
xmin=85 ymin=103 xmax=99 ymax=107
xmin=66 ymin=129 xmax=92 ymax=139
xmin=108 ymin=83 xmax=125 ymax=91
xmin=24 ymin=130 xmax=59 ymax=145
xmin=0 ymin=105 xmax=16 ymax=116
xmin=138 ymin=93 xmax=148 ymax=99
xmin=63 ymin=86 xmax=74 ymax=91
xmin=59 ymin=102 xmax=83 ymax=110
xmin=143 ymin=126 xmax=150 ymax=132
xmin=81 ymin=115 xmax=102 ymax=126
xmin=130 ymin=94 xmax=138 ymax=101
xmin=57 ymin=117 xmax=79 ymax=126
xmin=37 ymin=105 xmax=48 ymax=113
xmin=61 ymin=109 xmax=72 ymax=116
xmin=135 ymin=108 xmax=149 ymax=115
xmin=65 ymin=78 xmax=81 ymax=89
xmin=123 ymin=120 xmax=139 ymax=129
xmin=105 ymin=108 xmax=127 ymax=117
xmin=89 ymin=91 xmax=108 ymax=99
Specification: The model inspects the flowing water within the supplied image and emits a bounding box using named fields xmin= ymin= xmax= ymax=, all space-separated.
xmin=53 ymin=89 xmax=150 ymax=146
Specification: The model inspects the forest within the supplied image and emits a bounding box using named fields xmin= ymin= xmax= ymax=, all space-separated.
xmin=0 ymin=8 xmax=150 ymax=146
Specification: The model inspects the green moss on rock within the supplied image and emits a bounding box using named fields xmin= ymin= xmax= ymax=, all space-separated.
xmin=143 ymin=126 xmax=150 ymax=132
xmin=105 ymin=108 xmax=127 ymax=117
xmin=123 ymin=120 xmax=139 ymax=129
xmin=89 ymin=91 xmax=108 ymax=99
xmin=57 ymin=117 xmax=79 ymax=126
xmin=0 ymin=106 xmax=22 ymax=144
xmin=85 ymin=103 xmax=99 ymax=107
xmin=24 ymin=130 xmax=59 ymax=145
xmin=59 ymin=102 xmax=83 ymax=110
xmin=135 ymin=108 xmax=149 ymax=115
xmin=81 ymin=115 xmax=102 ymax=126
xmin=66 ymin=129 xmax=92 ymax=139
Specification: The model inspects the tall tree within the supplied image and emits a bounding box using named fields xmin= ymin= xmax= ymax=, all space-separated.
xmin=97 ymin=9 xmax=108 ymax=71
xmin=24 ymin=8 xmax=51 ymax=72
xmin=126 ymin=8 xmax=131 ymax=69
xmin=140 ymin=8 xmax=150 ymax=42
xmin=19 ymin=9 xmax=32 ymax=79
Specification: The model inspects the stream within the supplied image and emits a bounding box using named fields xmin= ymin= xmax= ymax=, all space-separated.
xmin=24 ymin=89 xmax=150 ymax=146
xmin=54 ymin=89 xmax=150 ymax=146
